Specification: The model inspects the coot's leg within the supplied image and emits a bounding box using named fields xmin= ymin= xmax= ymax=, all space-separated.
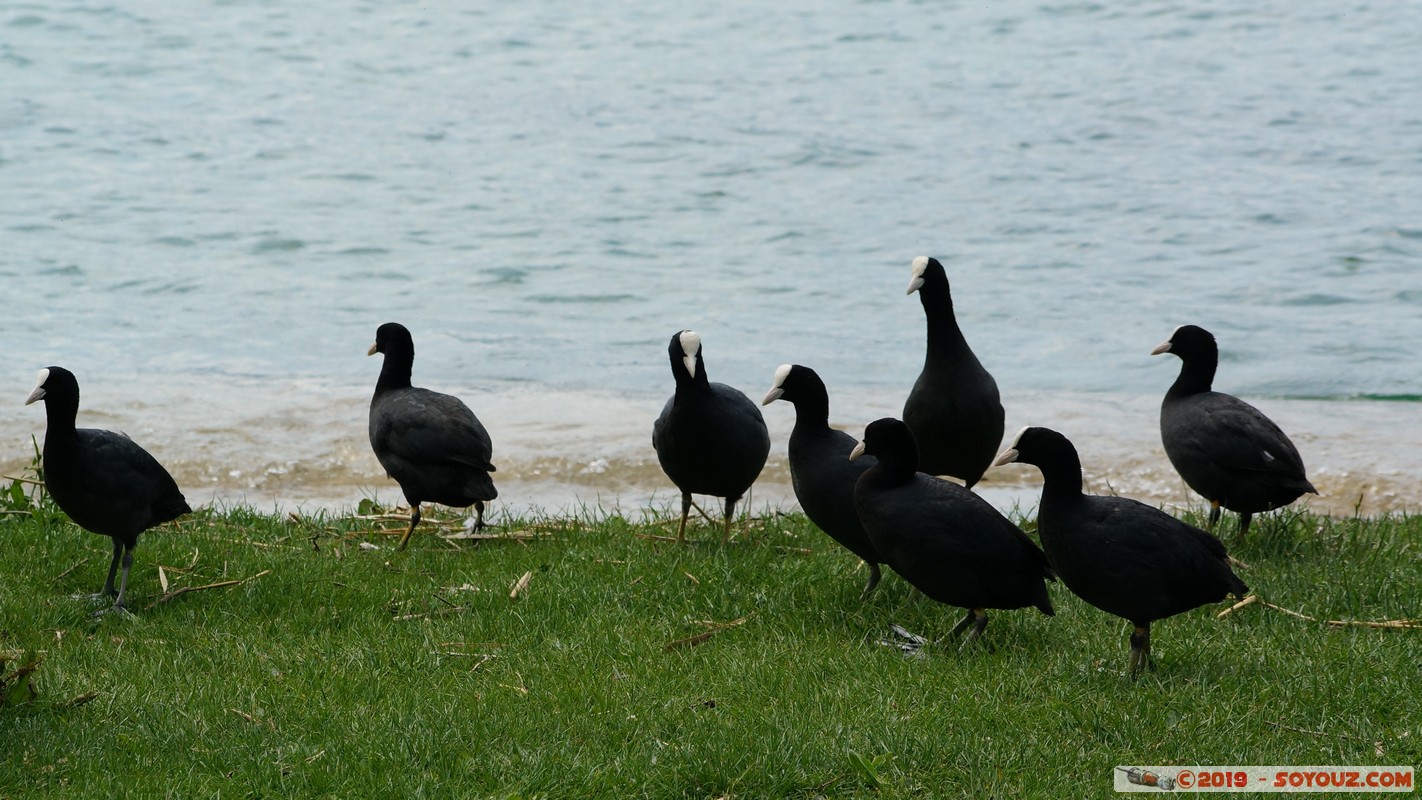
xmin=948 ymin=608 xmax=976 ymax=639
xmin=100 ymin=537 xmax=123 ymax=598
xmin=1128 ymin=624 xmax=1151 ymax=679
xmin=113 ymin=543 xmax=134 ymax=610
xmin=958 ymin=609 xmax=989 ymax=650
xmin=676 ymin=492 xmax=691 ymax=543
xmin=722 ymin=496 xmax=737 ymax=544
xmin=859 ymin=563 xmax=882 ymax=601
xmin=1237 ymin=512 xmax=1253 ymax=539
xmin=398 ymin=503 xmax=422 ymax=550
xmin=1207 ymin=501 xmax=1221 ymax=529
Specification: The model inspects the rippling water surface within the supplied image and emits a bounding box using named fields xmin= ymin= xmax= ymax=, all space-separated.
xmin=3 ymin=1 xmax=1420 ymax=516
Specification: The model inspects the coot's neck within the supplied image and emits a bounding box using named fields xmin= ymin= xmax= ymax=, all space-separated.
xmin=42 ymin=395 xmax=79 ymax=441
xmin=864 ymin=448 xmax=918 ymax=487
xmin=919 ymin=279 xmax=969 ymax=355
xmin=1036 ymin=447 xmax=1085 ymax=505
xmin=672 ymin=354 xmax=711 ymax=395
xmin=376 ymin=345 xmax=414 ymax=394
xmin=789 ymin=386 xmax=831 ymax=437
xmin=1166 ymin=350 xmax=1217 ymax=399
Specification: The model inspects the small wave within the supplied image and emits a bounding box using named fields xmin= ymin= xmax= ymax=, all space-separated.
xmin=528 ymin=294 xmax=638 ymax=304
xmin=252 ymin=238 xmax=306 ymax=254
xmin=1354 ymin=393 xmax=1422 ymax=403
xmin=1280 ymin=293 xmax=1355 ymax=307
xmin=483 ymin=267 xmax=526 ymax=281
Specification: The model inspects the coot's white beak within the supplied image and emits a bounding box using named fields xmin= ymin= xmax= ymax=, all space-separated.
xmin=682 ymin=354 xmax=697 ymax=378
xmin=763 ymin=364 xmax=791 ymax=406
xmin=367 ymin=342 xmax=379 ymax=356
xmin=906 ymin=275 xmax=925 ymax=295
xmin=992 ymin=447 xmax=1019 ymax=468
xmin=1149 ymin=340 xmax=1172 ymax=356
xmin=848 ymin=440 xmax=867 ymax=461
xmin=25 ymin=368 xmax=48 ymax=406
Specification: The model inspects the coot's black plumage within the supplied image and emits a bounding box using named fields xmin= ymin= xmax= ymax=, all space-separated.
xmin=1152 ymin=325 xmax=1316 ymax=537
xmin=762 ymin=364 xmax=883 ymax=597
xmin=652 ymin=330 xmax=770 ymax=543
xmin=25 ymin=366 xmax=190 ymax=611
xmin=994 ymin=427 xmax=1249 ymax=677
xmin=851 ymin=418 xmax=1053 ymax=647
xmin=368 ymin=322 xmax=497 ymax=549
xmin=902 ymin=256 xmax=1004 ymax=487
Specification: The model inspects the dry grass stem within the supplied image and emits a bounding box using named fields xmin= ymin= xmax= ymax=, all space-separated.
xmin=144 ymin=570 xmax=272 ymax=610
xmin=51 ymin=557 xmax=90 ymax=583
xmin=1218 ymin=594 xmax=1420 ymax=629
xmin=229 ymin=708 xmax=276 ymax=731
xmin=664 ymin=615 xmax=752 ymax=651
xmin=393 ymin=606 xmax=466 ymax=622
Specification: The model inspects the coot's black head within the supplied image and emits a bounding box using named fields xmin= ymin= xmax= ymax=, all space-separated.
xmin=906 ymin=255 xmax=949 ymax=296
xmin=1150 ymin=324 xmax=1218 ymax=364
xmin=668 ymin=330 xmax=706 ymax=383
xmin=369 ymin=322 xmax=416 ymax=391
xmin=850 ymin=417 xmax=919 ymax=470
xmin=24 ymin=365 xmax=79 ymax=409
xmin=995 ymin=426 xmax=1086 ymax=496
xmin=761 ymin=364 xmax=826 ymax=407
xmin=369 ymin=322 xmax=415 ymax=358
xmin=993 ymin=426 xmax=1079 ymax=471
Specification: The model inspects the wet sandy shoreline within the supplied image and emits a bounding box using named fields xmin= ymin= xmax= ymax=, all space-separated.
xmin=4 ymin=380 xmax=1418 ymax=519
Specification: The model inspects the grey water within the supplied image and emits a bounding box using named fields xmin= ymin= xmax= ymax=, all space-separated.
xmin=3 ymin=1 xmax=1420 ymax=517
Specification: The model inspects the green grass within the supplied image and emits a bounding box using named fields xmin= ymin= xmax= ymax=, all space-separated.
xmin=0 ymin=499 xmax=1418 ymax=799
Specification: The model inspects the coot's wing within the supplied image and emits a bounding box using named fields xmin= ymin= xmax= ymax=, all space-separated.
xmin=73 ymin=429 xmax=189 ymax=529
xmin=1190 ymin=394 xmax=1308 ymax=479
xmin=877 ymin=477 xmax=1050 ymax=592
xmin=375 ymin=389 xmax=495 ymax=471
xmin=1078 ymin=496 xmax=1244 ymax=618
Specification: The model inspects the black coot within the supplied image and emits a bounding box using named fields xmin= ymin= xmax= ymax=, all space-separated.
xmin=368 ymin=322 xmax=497 ymax=549
xmin=851 ymin=418 xmax=1053 ymax=647
xmin=1152 ymin=325 xmax=1316 ymax=537
xmin=995 ymin=426 xmax=1249 ymax=677
xmin=762 ymin=364 xmax=883 ymax=597
xmin=902 ymin=256 xmax=1004 ymax=487
xmin=652 ymin=330 xmax=770 ymax=543
xmin=25 ymin=367 xmax=191 ymax=611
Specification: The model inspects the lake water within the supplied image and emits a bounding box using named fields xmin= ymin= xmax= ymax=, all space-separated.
xmin=4 ymin=1 xmax=1420 ymax=519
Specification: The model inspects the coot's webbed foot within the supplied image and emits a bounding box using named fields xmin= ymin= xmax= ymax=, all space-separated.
xmin=878 ymin=624 xmax=928 ymax=655
xmin=398 ymin=504 xmax=422 ymax=550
